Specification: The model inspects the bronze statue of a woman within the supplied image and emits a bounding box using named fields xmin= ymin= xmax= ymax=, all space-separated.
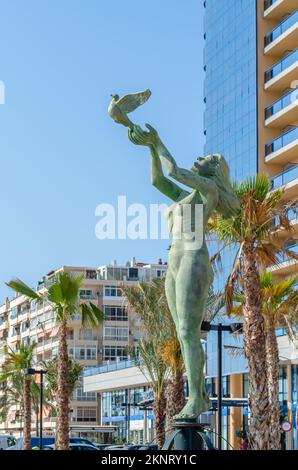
xmin=108 ymin=91 xmax=238 ymax=420
xmin=128 ymin=124 xmax=238 ymax=420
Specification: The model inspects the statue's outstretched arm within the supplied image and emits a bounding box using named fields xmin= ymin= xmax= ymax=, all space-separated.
xmin=129 ymin=124 xmax=217 ymax=199
xmin=150 ymin=147 xmax=189 ymax=201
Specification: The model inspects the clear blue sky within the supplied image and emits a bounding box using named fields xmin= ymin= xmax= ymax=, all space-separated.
xmin=0 ymin=0 xmax=204 ymax=299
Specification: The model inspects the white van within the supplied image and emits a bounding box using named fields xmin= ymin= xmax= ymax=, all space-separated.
xmin=0 ymin=434 xmax=17 ymax=450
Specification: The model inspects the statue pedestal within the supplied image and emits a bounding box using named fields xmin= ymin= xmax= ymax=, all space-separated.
xmin=162 ymin=421 xmax=214 ymax=451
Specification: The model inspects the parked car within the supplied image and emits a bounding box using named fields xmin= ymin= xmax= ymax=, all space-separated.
xmin=5 ymin=437 xmax=55 ymax=450
xmin=126 ymin=444 xmax=145 ymax=450
xmin=44 ymin=443 xmax=99 ymax=451
xmin=104 ymin=445 xmax=127 ymax=450
xmin=92 ymin=443 xmax=110 ymax=450
xmin=70 ymin=437 xmax=97 ymax=446
xmin=0 ymin=435 xmax=17 ymax=450
xmin=138 ymin=444 xmax=158 ymax=451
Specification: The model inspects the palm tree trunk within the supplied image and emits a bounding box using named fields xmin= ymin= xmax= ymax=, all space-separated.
xmin=23 ymin=377 xmax=32 ymax=450
xmin=242 ymin=245 xmax=271 ymax=450
xmin=166 ymin=369 xmax=185 ymax=430
xmin=56 ymin=319 xmax=69 ymax=450
xmin=153 ymin=391 xmax=166 ymax=449
xmin=265 ymin=315 xmax=281 ymax=450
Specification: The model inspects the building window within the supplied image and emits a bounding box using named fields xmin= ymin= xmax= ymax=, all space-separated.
xmin=206 ymin=378 xmax=216 ymax=397
xmin=128 ymin=268 xmax=138 ymax=280
xmin=79 ymin=289 xmax=94 ymax=299
xmin=10 ymin=306 xmax=18 ymax=320
xmin=76 ymin=407 xmax=97 ymax=422
xmin=104 ymin=306 xmax=128 ymax=321
xmin=74 ymin=387 xmax=97 ymax=402
xmin=103 ymin=389 xmax=126 ymax=418
xmin=279 ymin=366 xmax=288 ymax=406
xmin=86 ymin=270 xmax=97 ymax=280
xmin=74 ymin=345 xmax=97 ymax=361
xmin=104 ymin=286 xmax=122 ymax=297
xmin=30 ymin=317 xmax=37 ymax=329
xmin=243 ymin=373 xmax=249 ymax=398
xmin=67 ymin=329 xmax=74 ymax=340
xmin=79 ymin=328 xmax=97 ymax=340
xmin=11 ymin=325 xmax=20 ymax=337
xmin=104 ymin=346 xmax=128 ymax=361
xmin=104 ymin=327 xmax=129 ymax=342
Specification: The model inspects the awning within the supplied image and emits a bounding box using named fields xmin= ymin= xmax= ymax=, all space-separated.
xmin=69 ymin=424 xmax=117 ymax=433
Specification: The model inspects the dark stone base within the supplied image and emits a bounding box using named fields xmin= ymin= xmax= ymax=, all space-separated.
xmin=162 ymin=422 xmax=214 ymax=450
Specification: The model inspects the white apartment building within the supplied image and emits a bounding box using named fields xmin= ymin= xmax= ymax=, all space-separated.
xmin=0 ymin=258 xmax=167 ymax=441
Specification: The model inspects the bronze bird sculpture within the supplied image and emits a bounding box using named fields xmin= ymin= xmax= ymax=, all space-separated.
xmin=108 ymin=89 xmax=151 ymax=128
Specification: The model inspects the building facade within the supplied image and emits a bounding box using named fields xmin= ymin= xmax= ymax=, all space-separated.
xmin=203 ymin=0 xmax=298 ymax=448
xmin=0 ymin=258 xmax=167 ymax=440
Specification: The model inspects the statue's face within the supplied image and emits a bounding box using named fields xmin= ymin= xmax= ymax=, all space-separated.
xmin=190 ymin=155 xmax=218 ymax=177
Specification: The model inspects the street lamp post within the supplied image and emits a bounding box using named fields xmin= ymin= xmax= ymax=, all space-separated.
xmin=201 ymin=321 xmax=243 ymax=450
xmin=25 ymin=368 xmax=46 ymax=450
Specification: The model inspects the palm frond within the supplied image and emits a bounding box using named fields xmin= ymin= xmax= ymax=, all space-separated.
xmin=7 ymin=279 xmax=42 ymax=301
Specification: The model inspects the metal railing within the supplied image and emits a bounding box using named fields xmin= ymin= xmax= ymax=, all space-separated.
xmin=265 ymin=88 xmax=298 ymax=119
xmin=83 ymin=359 xmax=137 ymax=376
xmin=265 ymin=11 xmax=298 ymax=47
xmin=265 ymin=49 xmax=298 ymax=83
xmin=277 ymin=243 xmax=298 ymax=263
xmin=271 ymin=164 xmax=298 ymax=189
xmin=264 ymin=0 xmax=277 ymax=11
xmin=265 ymin=126 xmax=298 ymax=156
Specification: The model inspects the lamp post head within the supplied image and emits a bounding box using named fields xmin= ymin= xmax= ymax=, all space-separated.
xmin=24 ymin=367 xmax=36 ymax=375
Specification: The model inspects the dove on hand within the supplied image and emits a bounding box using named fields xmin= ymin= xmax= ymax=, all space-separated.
xmin=108 ymin=89 xmax=151 ymax=128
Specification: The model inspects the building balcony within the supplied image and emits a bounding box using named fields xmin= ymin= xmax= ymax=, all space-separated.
xmin=264 ymin=10 xmax=298 ymax=56
xmin=264 ymin=49 xmax=298 ymax=91
xmin=271 ymin=164 xmax=298 ymax=200
xmin=268 ymin=243 xmax=298 ymax=276
xmin=264 ymin=0 xmax=297 ymax=20
xmin=265 ymin=88 xmax=298 ymax=128
xmin=265 ymin=127 xmax=298 ymax=165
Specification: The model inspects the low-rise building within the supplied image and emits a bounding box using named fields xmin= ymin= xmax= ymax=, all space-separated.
xmin=0 ymin=258 xmax=167 ymax=442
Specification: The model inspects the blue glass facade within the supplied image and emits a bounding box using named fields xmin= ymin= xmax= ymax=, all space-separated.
xmin=203 ymin=0 xmax=258 ymax=376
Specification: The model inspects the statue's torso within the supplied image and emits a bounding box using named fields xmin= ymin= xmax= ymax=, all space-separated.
xmin=166 ymin=189 xmax=209 ymax=249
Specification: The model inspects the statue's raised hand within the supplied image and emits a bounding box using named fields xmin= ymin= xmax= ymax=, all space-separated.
xmin=128 ymin=124 xmax=160 ymax=148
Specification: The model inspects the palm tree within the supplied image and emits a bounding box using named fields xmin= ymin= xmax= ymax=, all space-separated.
xmin=134 ymin=339 xmax=169 ymax=449
xmin=7 ymin=272 xmax=103 ymax=450
xmin=44 ymin=356 xmax=83 ymax=402
xmin=148 ymin=278 xmax=185 ymax=428
xmin=0 ymin=343 xmax=36 ymax=450
xmin=123 ymin=279 xmax=171 ymax=449
xmin=209 ymin=174 xmax=298 ymax=450
xmin=232 ymin=273 xmax=298 ymax=449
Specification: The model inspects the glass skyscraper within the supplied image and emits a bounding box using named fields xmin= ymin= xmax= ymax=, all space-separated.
xmin=203 ymin=0 xmax=298 ymax=449
xmin=204 ymin=0 xmax=258 ymax=378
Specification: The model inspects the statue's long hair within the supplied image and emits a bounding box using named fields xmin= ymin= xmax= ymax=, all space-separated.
xmin=209 ymin=154 xmax=239 ymax=218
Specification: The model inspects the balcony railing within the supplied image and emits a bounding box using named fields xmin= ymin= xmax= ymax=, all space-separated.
xmin=83 ymin=359 xmax=137 ymax=376
xmin=265 ymin=49 xmax=298 ymax=83
xmin=265 ymin=10 xmax=298 ymax=47
xmin=271 ymin=164 xmax=298 ymax=189
xmin=264 ymin=0 xmax=277 ymax=11
xmin=265 ymin=127 xmax=298 ymax=156
xmin=274 ymin=205 xmax=298 ymax=226
xmin=278 ymin=243 xmax=298 ymax=263
xmin=265 ymin=88 xmax=298 ymax=119
xmin=287 ymin=205 xmax=298 ymax=222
